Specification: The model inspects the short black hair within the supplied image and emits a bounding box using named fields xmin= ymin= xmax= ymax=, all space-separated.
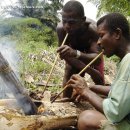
xmin=97 ymin=13 xmax=130 ymax=40
xmin=62 ymin=0 xmax=84 ymax=17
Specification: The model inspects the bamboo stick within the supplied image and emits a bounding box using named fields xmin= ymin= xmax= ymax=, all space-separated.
xmin=51 ymin=51 xmax=104 ymax=103
xmin=42 ymin=33 xmax=68 ymax=95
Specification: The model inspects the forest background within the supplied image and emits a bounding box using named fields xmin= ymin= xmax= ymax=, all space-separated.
xmin=0 ymin=0 xmax=129 ymax=96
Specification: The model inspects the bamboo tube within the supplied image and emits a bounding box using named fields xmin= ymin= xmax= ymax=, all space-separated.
xmin=42 ymin=33 xmax=68 ymax=95
xmin=51 ymin=51 xmax=104 ymax=103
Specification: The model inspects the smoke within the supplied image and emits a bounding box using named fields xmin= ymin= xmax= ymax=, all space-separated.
xmin=0 ymin=38 xmax=20 ymax=73
xmin=0 ymin=37 xmax=20 ymax=99
xmin=0 ymin=37 xmax=37 ymax=115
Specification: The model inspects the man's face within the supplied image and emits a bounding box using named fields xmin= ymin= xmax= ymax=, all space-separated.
xmin=62 ymin=11 xmax=84 ymax=34
xmin=97 ymin=21 xmax=119 ymax=57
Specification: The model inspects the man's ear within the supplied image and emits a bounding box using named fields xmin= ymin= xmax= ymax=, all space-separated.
xmin=115 ymin=28 xmax=122 ymax=40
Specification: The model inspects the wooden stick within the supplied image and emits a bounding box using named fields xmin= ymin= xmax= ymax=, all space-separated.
xmin=42 ymin=57 xmax=64 ymax=73
xmin=51 ymin=51 xmax=103 ymax=103
xmin=78 ymin=51 xmax=103 ymax=75
xmin=42 ymin=33 xmax=68 ymax=95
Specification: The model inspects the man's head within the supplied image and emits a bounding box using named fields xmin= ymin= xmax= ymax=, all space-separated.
xmin=97 ymin=13 xmax=130 ymax=57
xmin=63 ymin=0 xmax=84 ymax=17
xmin=61 ymin=0 xmax=86 ymax=34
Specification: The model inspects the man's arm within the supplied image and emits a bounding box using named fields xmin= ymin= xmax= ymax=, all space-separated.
xmin=64 ymin=57 xmax=104 ymax=85
xmin=67 ymin=74 xmax=105 ymax=113
xmin=56 ymin=44 xmax=104 ymax=84
xmin=56 ymin=23 xmax=104 ymax=85
xmin=89 ymin=85 xmax=110 ymax=96
xmin=78 ymin=27 xmax=102 ymax=65
xmin=56 ymin=22 xmax=102 ymax=64
xmin=75 ymin=51 xmax=101 ymax=65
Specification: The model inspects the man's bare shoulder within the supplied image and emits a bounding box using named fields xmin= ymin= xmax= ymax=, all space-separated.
xmin=86 ymin=17 xmax=97 ymax=31
xmin=85 ymin=18 xmax=98 ymax=41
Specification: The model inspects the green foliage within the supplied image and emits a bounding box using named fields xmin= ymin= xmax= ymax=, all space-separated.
xmin=40 ymin=0 xmax=64 ymax=30
xmin=1 ymin=17 xmax=56 ymax=74
xmin=0 ymin=18 xmax=42 ymax=36
xmin=3 ymin=0 xmax=64 ymax=30
xmin=87 ymin=0 xmax=130 ymax=18
xmin=13 ymin=18 xmax=57 ymax=75
xmin=0 ymin=17 xmax=63 ymax=92
xmin=104 ymin=55 xmax=120 ymax=63
xmin=0 ymin=18 xmax=57 ymax=46
xmin=17 ymin=40 xmax=53 ymax=74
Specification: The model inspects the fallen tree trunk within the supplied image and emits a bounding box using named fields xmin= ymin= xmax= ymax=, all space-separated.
xmin=0 ymin=99 xmax=92 ymax=130
xmin=0 ymin=52 xmax=37 ymax=115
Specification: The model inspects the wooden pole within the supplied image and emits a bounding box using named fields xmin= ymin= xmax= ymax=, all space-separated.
xmin=51 ymin=51 xmax=104 ymax=103
xmin=42 ymin=33 xmax=68 ymax=95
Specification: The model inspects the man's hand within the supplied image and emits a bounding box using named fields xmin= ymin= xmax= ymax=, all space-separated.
xmin=67 ymin=74 xmax=89 ymax=96
xmin=67 ymin=74 xmax=104 ymax=112
xmin=57 ymin=45 xmax=77 ymax=59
